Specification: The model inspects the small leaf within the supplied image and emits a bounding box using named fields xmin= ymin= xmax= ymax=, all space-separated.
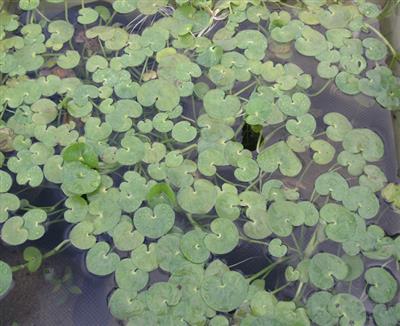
xmin=23 ymin=246 xmax=42 ymax=272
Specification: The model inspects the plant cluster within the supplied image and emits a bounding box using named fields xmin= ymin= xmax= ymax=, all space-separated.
xmin=0 ymin=0 xmax=400 ymax=325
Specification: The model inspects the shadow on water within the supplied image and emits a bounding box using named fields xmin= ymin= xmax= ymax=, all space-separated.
xmin=1 ymin=1 xmax=400 ymax=325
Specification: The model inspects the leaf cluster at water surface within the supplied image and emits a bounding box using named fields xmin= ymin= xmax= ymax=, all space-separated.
xmin=0 ymin=0 xmax=399 ymax=324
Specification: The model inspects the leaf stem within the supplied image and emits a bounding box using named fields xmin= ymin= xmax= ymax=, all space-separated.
xmin=35 ymin=9 xmax=51 ymax=23
xmin=239 ymin=236 xmax=267 ymax=246
xmin=64 ymin=0 xmax=69 ymax=23
xmin=247 ymin=257 xmax=289 ymax=282
xmin=233 ymin=80 xmax=258 ymax=97
xmin=271 ymin=282 xmax=292 ymax=295
xmin=308 ymin=79 xmax=332 ymax=97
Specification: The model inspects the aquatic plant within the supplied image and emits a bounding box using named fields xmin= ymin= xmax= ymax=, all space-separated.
xmin=0 ymin=0 xmax=400 ymax=324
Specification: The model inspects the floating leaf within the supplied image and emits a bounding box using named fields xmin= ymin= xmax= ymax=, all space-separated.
xmin=315 ymin=172 xmax=349 ymax=201
xmin=62 ymin=143 xmax=98 ymax=168
xmin=204 ymin=89 xmax=241 ymax=120
xmin=0 ymin=171 xmax=12 ymax=193
xmin=0 ymin=260 xmax=12 ymax=296
xmin=204 ymin=218 xmax=239 ymax=255
xmin=323 ymin=112 xmax=352 ymax=142
xmin=133 ymin=204 xmax=175 ymax=239
xmin=171 ymin=121 xmax=197 ymax=143
xmin=257 ymin=141 xmax=302 ymax=177
xmin=310 ymin=140 xmax=335 ymax=165
xmin=115 ymin=258 xmax=148 ymax=292
xmin=342 ymin=186 xmax=379 ymax=219
xmin=362 ymin=38 xmax=388 ymax=61
xmin=342 ymin=129 xmax=384 ymax=162
xmin=268 ymin=238 xmax=287 ymax=257
xmin=309 ymin=253 xmax=348 ymax=289
xmin=365 ymin=267 xmax=398 ymax=303
xmin=62 ymin=162 xmax=101 ymax=195
xmin=78 ymin=8 xmax=99 ymax=25
xmin=201 ymin=271 xmax=249 ymax=312
xmin=57 ymin=50 xmax=80 ymax=69
xmin=1 ymin=216 xmax=29 ymax=246
xmin=23 ymin=246 xmax=42 ymax=273
xmin=177 ymin=180 xmax=217 ymax=214
xmin=86 ymin=241 xmax=120 ymax=276
xmin=180 ymin=229 xmax=210 ymax=263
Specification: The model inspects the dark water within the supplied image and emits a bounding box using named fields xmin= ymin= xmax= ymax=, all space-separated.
xmin=1 ymin=1 xmax=400 ymax=325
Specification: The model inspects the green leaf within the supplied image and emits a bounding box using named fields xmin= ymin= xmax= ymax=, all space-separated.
xmin=23 ymin=208 xmax=47 ymax=241
xmin=112 ymin=0 xmax=137 ymax=13
xmin=146 ymin=183 xmax=176 ymax=208
xmin=177 ymin=180 xmax=217 ymax=214
xmin=365 ymin=267 xmax=398 ymax=303
xmin=171 ymin=121 xmax=197 ymax=143
xmin=131 ymin=244 xmax=158 ymax=272
xmin=78 ymin=8 xmax=99 ymax=25
xmin=257 ymin=141 xmax=302 ymax=177
xmin=109 ymin=288 xmax=141 ymax=320
xmin=363 ymin=38 xmax=388 ymax=61
xmin=31 ymin=99 xmax=58 ymax=125
xmin=69 ymin=221 xmax=96 ymax=250
xmin=342 ymin=186 xmax=379 ymax=219
xmin=0 ymin=260 xmax=12 ymax=296
xmin=0 ymin=171 xmax=12 ymax=193
xmin=62 ymin=143 xmax=99 ymax=168
xmin=310 ymin=140 xmax=335 ymax=165
xmin=115 ymin=258 xmax=148 ymax=292
xmin=342 ymin=129 xmax=384 ymax=162
xmin=267 ymin=201 xmax=304 ymax=237
xmin=277 ymin=92 xmax=311 ymax=116
xmin=335 ymin=71 xmax=360 ymax=95
xmin=112 ymin=218 xmax=144 ymax=251
xmin=268 ymin=238 xmax=287 ymax=257
xmin=1 ymin=216 xmax=29 ymax=246
xmin=286 ymin=114 xmax=316 ymax=137
xmin=19 ymin=0 xmax=39 ymax=10
xmin=133 ymin=204 xmax=175 ymax=239
xmin=57 ymin=50 xmax=80 ymax=69
xmin=204 ymin=218 xmax=239 ymax=255
xmin=62 ymin=162 xmax=101 ymax=195
xmin=295 ymin=26 xmax=328 ymax=57
xmin=204 ymin=89 xmax=241 ymax=120
xmin=323 ymin=112 xmax=352 ymax=142
xmin=146 ymin=281 xmax=181 ymax=314
xmin=201 ymin=270 xmax=249 ymax=312
xmin=315 ymin=172 xmax=349 ymax=201
xmin=180 ymin=229 xmax=210 ymax=263
xmin=309 ymin=253 xmax=348 ymax=289
xmin=23 ymin=246 xmax=42 ymax=272
xmin=341 ymin=254 xmax=364 ymax=281
xmin=320 ymin=203 xmax=357 ymax=243
xmin=85 ymin=241 xmax=120 ymax=276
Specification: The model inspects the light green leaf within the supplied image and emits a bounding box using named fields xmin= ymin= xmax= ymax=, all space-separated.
xmin=201 ymin=271 xmax=249 ymax=312
xmin=0 ymin=260 xmax=12 ymax=296
xmin=86 ymin=241 xmax=120 ymax=276
xmin=133 ymin=204 xmax=175 ymax=239
xmin=365 ymin=267 xmax=398 ymax=303
xmin=257 ymin=141 xmax=302 ymax=177
xmin=309 ymin=253 xmax=348 ymax=289
xmin=204 ymin=218 xmax=239 ymax=255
